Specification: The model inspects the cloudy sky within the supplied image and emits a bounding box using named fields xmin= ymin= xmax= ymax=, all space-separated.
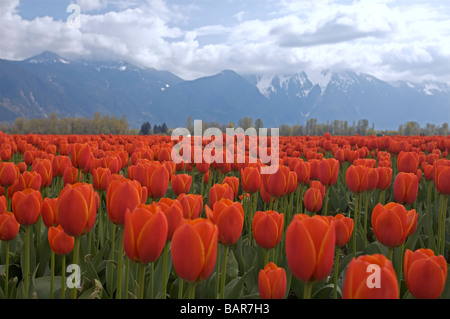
xmin=1 ymin=0 xmax=449 ymax=84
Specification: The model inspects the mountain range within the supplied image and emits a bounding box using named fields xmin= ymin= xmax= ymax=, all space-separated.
xmin=1 ymin=51 xmax=449 ymax=131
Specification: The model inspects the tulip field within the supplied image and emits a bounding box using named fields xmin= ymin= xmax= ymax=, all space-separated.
xmin=0 ymin=130 xmax=449 ymax=300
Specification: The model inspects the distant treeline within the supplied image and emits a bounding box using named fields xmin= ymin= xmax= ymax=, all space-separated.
xmin=183 ymin=116 xmax=449 ymax=137
xmin=0 ymin=112 xmax=134 ymax=135
xmin=1 ymin=113 xmax=448 ymax=136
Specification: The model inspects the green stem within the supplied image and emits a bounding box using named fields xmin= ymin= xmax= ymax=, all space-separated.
xmin=162 ymin=242 xmax=169 ymax=299
xmin=71 ymin=236 xmax=80 ymax=299
xmin=352 ymin=193 xmax=359 ymax=257
xmin=220 ymin=245 xmax=229 ymax=299
xmin=178 ymin=278 xmax=184 ymax=299
xmin=333 ymin=246 xmax=340 ymax=299
xmin=188 ymin=281 xmax=197 ymax=299
xmin=215 ymin=246 xmax=221 ymax=298
xmin=25 ymin=225 xmax=31 ymax=298
xmin=364 ymin=191 xmax=370 ymax=245
xmin=138 ymin=263 xmax=146 ymax=299
xmin=387 ymin=247 xmax=394 ymax=262
xmin=109 ymin=223 xmax=116 ymax=295
xmin=124 ymin=258 xmax=130 ymax=299
xmin=5 ymin=240 xmax=9 ymax=299
xmin=61 ymin=255 xmax=66 ymax=299
xmin=303 ymin=281 xmax=313 ymax=299
xmin=323 ymin=187 xmax=329 ymax=217
xmin=50 ymin=250 xmax=55 ymax=299
xmin=150 ymin=262 xmax=154 ymax=299
xmin=116 ymin=226 xmax=124 ymax=299
xmin=264 ymin=248 xmax=270 ymax=266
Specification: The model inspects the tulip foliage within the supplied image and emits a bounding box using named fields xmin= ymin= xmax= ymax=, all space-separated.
xmin=0 ymin=131 xmax=448 ymax=300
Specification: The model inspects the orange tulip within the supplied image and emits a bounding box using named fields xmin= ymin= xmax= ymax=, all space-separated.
xmin=342 ymin=254 xmax=399 ymax=299
xmin=375 ymin=166 xmax=392 ymax=190
xmin=222 ymin=176 xmax=239 ymax=198
xmin=48 ymin=225 xmax=74 ymax=256
xmin=365 ymin=168 xmax=379 ymax=192
xmin=285 ymin=214 xmax=335 ymax=283
xmin=209 ymin=183 xmax=234 ymax=209
xmin=293 ymin=161 xmax=310 ymax=185
xmin=205 ymin=198 xmax=244 ymax=246
xmin=240 ymin=166 xmax=262 ymax=194
xmin=52 ymin=155 xmax=72 ymax=177
xmin=70 ymin=143 xmax=94 ymax=173
xmin=435 ymin=164 xmax=450 ymax=195
xmin=156 ymin=197 xmax=184 ymax=241
xmin=327 ymin=213 xmax=354 ymax=247
xmin=0 ymin=195 xmax=7 ymax=214
xmin=63 ymin=166 xmax=81 ymax=185
xmin=12 ymin=188 xmax=42 ymax=226
xmin=41 ymin=197 xmax=59 ymax=228
xmin=345 ymin=164 xmax=368 ymax=193
xmin=56 ymin=183 xmax=98 ymax=237
xmin=171 ymin=218 xmax=218 ymax=283
xmin=32 ymin=158 xmax=53 ymax=188
xmin=303 ymin=187 xmax=323 ymax=213
xmin=318 ymin=158 xmax=339 ymax=187
xmin=397 ymin=151 xmax=419 ymax=173
xmin=262 ymin=165 xmax=290 ymax=198
xmin=371 ymin=202 xmax=418 ymax=248
xmin=177 ymin=193 xmax=204 ymax=219
xmin=106 ymin=177 xmax=147 ymax=226
xmin=171 ymin=174 xmax=192 ymax=196
xmin=403 ymin=249 xmax=448 ymax=299
xmin=18 ymin=171 xmax=42 ymax=191
xmin=0 ymin=162 xmax=19 ymax=187
xmin=258 ymin=262 xmax=287 ymax=299
xmin=0 ymin=211 xmax=20 ymax=241
xmin=133 ymin=162 xmax=170 ymax=199
xmin=123 ymin=204 xmax=168 ymax=264
xmin=92 ymin=167 xmax=112 ymax=191
xmin=393 ymin=172 xmax=418 ymax=205
xmin=252 ymin=210 xmax=284 ymax=249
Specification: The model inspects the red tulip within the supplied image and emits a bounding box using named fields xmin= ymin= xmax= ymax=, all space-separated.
xmin=205 ymin=198 xmax=244 ymax=246
xmin=293 ymin=161 xmax=310 ymax=185
xmin=0 ymin=162 xmax=19 ymax=187
xmin=258 ymin=262 xmax=287 ymax=299
xmin=397 ymin=151 xmax=419 ymax=173
xmin=241 ymin=166 xmax=262 ymax=193
xmin=318 ymin=158 xmax=339 ymax=187
xmin=222 ymin=176 xmax=240 ymax=198
xmin=177 ymin=193 xmax=204 ymax=219
xmin=171 ymin=174 xmax=192 ymax=196
xmin=156 ymin=197 xmax=184 ymax=241
xmin=56 ymin=183 xmax=98 ymax=237
xmin=171 ymin=218 xmax=218 ymax=283
xmin=12 ymin=188 xmax=42 ymax=226
xmin=342 ymin=254 xmax=398 ymax=299
xmin=327 ymin=213 xmax=354 ymax=247
xmin=403 ymin=248 xmax=448 ymax=299
xmin=92 ymin=167 xmax=112 ymax=191
xmin=285 ymin=214 xmax=335 ymax=282
xmin=375 ymin=166 xmax=392 ymax=191
xmin=371 ymin=202 xmax=418 ymax=248
xmin=435 ymin=164 xmax=450 ymax=195
xmin=345 ymin=164 xmax=368 ymax=193
xmin=252 ymin=210 xmax=284 ymax=249
xmin=41 ymin=197 xmax=59 ymax=228
xmin=303 ymin=187 xmax=323 ymax=213
xmin=123 ymin=204 xmax=168 ymax=264
xmin=31 ymin=158 xmax=53 ymax=188
xmin=0 ymin=211 xmax=20 ymax=241
xmin=393 ymin=172 xmax=419 ymax=205
xmin=209 ymin=183 xmax=234 ymax=209
xmin=48 ymin=225 xmax=74 ymax=256
xmin=106 ymin=177 xmax=147 ymax=226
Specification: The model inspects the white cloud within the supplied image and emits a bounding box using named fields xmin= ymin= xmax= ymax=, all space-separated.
xmin=0 ymin=0 xmax=449 ymax=84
